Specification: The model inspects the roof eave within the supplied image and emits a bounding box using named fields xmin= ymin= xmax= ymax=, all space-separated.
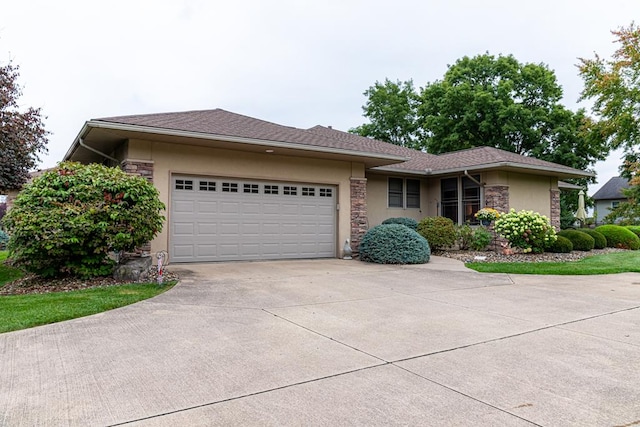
xmin=65 ymin=120 xmax=410 ymax=164
xmin=372 ymin=162 xmax=593 ymax=178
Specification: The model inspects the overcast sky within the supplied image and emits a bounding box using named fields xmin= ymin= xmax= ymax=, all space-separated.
xmin=2 ymin=0 xmax=638 ymax=195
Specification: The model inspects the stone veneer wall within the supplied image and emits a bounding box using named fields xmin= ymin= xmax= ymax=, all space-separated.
xmin=550 ymin=189 xmax=560 ymax=231
xmin=121 ymin=160 xmax=154 ymax=255
xmin=484 ymin=185 xmax=510 ymax=252
xmin=350 ymin=177 xmax=368 ymax=256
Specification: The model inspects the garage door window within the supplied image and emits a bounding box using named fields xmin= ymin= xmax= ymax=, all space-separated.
xmin=284 ymin=186 xmax=297 ymax=195
xmin=222 ymin=182 xmax=238 ymax=192
xmin=320 ymin=188 xmax=332 ymax=197
xmin=302 ymin=187 xmax=315 ymax=196
xmin=264 ymin=185 xmax=279 ymax=194
xmin=244 ymin=184 xmax=259 ymax=194
xmin=199 ymin=181 xmax=216 ymax=191
xmin=175 ymin=179 xmax=193 ymax=190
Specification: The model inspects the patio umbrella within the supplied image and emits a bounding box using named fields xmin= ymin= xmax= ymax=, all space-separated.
xmin=575 ymin=189 xmax=587 ymax=223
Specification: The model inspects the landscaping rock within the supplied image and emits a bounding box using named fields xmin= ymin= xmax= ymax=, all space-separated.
xmin=113 ymin=256 xmax=152 ymax=281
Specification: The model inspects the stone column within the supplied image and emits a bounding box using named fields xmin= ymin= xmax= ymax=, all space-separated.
xmin=120 ymin=160 xmax=155 ymax=256
xmin=350 ymin=177 xmax=368 ymax=256
xmin=484 ymin=185 xmax=509 ymax=252
xmin=121 ymin=160 xmax=154 ymax=183
xmin=550 ymin=189 xmax=561 ymax=231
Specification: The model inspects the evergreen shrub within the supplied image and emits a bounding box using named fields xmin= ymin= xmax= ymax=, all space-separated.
xmin=546 ymin=235 xmax=573 ymax=253
xmin=557 ymin=230 xmax=595 ymax=251
xmin=594 ymin=225 xmax=640 ymax=250
xmin=359 ymin=224 xmax=430 ymax=264
xmin=382 ymin=217 xmax=418 ymax=230
xmin=579 ymin=229 xmax=607 ymax=249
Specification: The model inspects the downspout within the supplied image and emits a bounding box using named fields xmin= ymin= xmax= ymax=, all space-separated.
xmin=77 ymin=137 xmax=119 ymax=163
xmin=464 ymin=170 xmax=483 ymax=186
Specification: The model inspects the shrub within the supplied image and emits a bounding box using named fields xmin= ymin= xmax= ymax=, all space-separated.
xmin=359 ymin=224 xmax=430 ymax=264
xmin=579 ymin=229 xmax=607 ymax=249
xmin=417 ymin=216 xmax=457 ymax=250
xmin=493 ymin=209 xmax=557 ymax=254
xmin=457 ymin=224 xmax=492 ymax=251
xmin=382 ymin=217 xmax=418 ymax=230
xmin=546 ymin=235 xmax=573 ymax=253
xmin=0 ymin=230 xmax=8 ymax=250
xmin=594 ymin=225 xmax=640 ymax=250
xmin=557 ymin=230 xmax=595 ymax=251
xmin=3 ymin=162 xmax=166 ymax=278
xmin=625 ymin=225 xmax=640 ymax=238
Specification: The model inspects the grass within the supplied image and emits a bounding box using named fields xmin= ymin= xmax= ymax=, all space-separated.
xmin=466 ymin=251 xmax=640 ymax=275
xmin=0 ymin=251 xmax=24 ymax=284
xmin=0 ymin=251 xmax=175 ymax=334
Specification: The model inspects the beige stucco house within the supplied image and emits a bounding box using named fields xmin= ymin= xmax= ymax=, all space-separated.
xmin=62 ymin=109 xmax=591 ymax=263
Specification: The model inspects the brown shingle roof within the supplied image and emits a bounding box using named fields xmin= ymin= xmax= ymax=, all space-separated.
xmin=95 ymin=109 xmax=589 ymax=177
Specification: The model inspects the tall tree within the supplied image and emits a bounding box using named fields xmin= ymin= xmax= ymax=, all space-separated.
xmin=349 ymin=79 xmax=421 ymax=149
xmin=0 ymin=62 xmax=49 ymax=192
xmin=419 ymin=53 xmax=566 ymax=155
xmin=579 ymin=23 xmax=640 ymax=162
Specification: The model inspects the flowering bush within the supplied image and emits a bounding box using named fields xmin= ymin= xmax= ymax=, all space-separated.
xmin=475 ymin=207 xmax=501 ymax=222
xmin=493 ymin=209 xmax=557 ymax=253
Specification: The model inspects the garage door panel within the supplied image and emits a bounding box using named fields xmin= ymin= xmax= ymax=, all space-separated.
xmin=171 ymin=176 xmax=335 ymax=262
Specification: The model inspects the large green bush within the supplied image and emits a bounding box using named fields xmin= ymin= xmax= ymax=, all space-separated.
xmin=381 ymin=217 xmax=418 ymax=230
xmin=359 ymin=224 xmax=430 ymax=264
xmin=546 ymin=235 xmax=573 ymax=253
xmin=579 ymin=229 xmax=607 ymax=249
xmin=493 ymin=209 xmax=557 ymax=253
xmin=417 ymin=216 xmax=457 ymax=249
xmin=3 ymin=162 xmax=165 ymax=278
xmin=557 ymin=230 xmax=595 ymax=251
xmin=625 ymin=225 xmax=640 ymax=238
xmin=594 ymin=225 xmax=640 ymax=250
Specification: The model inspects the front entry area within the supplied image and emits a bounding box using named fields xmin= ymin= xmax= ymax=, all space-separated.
xmin=170 ymin=175 xmax=336 ymax=262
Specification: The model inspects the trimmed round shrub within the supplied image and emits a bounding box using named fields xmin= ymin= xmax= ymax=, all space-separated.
xmin=3 ymin=162 xmax=166 ymax=278
xmin=625 ymin=225 xmax=640 ymax=238
xmin=579 ymin=229 xmax=607 ymax=249
xmin=557 ymin=230 xmax=595 ymax=251
xmin=546 ymin=235 xmax=573 ymax=253
xmin=417 ymin=216 xmax=457 ymax=250
xmin=382 ymin=217 xmax=418 ymax=230
xmin=594 ymin=225 xmax=640 ymax=250
xmin=359 ymin=224 xmax=430 ymax=264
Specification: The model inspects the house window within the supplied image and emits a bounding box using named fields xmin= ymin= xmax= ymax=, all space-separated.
xmin=388 ymin=178 xmax=420 ymax=208
xmin=441 ymin=175 xmax=481 ymax=224
xmin=612 ymin=201 xmax=620 ymax=208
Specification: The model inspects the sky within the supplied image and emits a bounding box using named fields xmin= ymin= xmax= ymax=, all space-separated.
xmin=2 ymin=0 xmax=639 ymax=196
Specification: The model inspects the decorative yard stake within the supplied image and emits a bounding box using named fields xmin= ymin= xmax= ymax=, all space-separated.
xmin=156 ymin=251 xmax=168 ymax=284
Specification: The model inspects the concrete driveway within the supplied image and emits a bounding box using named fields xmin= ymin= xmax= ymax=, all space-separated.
xmin=1 ymin=257 xmax=639 ymax=426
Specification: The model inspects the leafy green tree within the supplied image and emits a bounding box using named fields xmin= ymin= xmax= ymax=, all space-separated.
xmin=3 ymin=162 xmax=165 ymax=278
xmin=349 ymin=79 xmax=422 ymax=149
xmin=0 ymin=62 xmax=49 ymax=192
xmin=579 ymin=23 xmax=640 ymax=160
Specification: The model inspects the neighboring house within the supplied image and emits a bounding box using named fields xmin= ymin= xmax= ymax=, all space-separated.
xmin=62 ymin=109 xmax=591 ymax=263
xmin=592 ymin=177 xmax=630 ymax=223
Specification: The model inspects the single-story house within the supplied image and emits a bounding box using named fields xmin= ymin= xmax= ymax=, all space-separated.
xmin=592 ymin=176 xmax=630 ymax=223
xmin=62 ymin=109 xmax=591 ymax=263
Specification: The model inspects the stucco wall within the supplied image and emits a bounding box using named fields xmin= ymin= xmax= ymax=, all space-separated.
xmin=125 ymin=139 xmax=355 ymax=257
xmin=505 ymin=173 xmax=555 ymax=218
xmin=366 ymin=173 xmax=430 ymax=227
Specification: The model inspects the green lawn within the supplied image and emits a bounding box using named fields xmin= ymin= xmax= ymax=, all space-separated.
xmin=1 ymin=251 xmax=175 ymax=334
xmin=466 ymin=251 xmax=640 ymax=275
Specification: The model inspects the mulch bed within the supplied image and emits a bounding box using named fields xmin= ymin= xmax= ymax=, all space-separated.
xmin=0 ymin=270 xmax=180 ymax=296
xmin=433 ymin=247 xmax=626 ymax=264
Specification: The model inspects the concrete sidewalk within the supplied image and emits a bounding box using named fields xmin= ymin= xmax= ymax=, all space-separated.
xmin=1 ymin=258 xmax=639 ymax=426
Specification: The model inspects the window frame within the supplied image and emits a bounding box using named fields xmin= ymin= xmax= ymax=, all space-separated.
xmin=387 ymin=177 xmax=421 ymax=209
xmin=440 ymin=175 xmax=483 ymax=225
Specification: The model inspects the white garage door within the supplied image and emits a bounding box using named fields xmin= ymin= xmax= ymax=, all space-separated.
xmin=170 ymin=175 xmax=337 ymax=262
